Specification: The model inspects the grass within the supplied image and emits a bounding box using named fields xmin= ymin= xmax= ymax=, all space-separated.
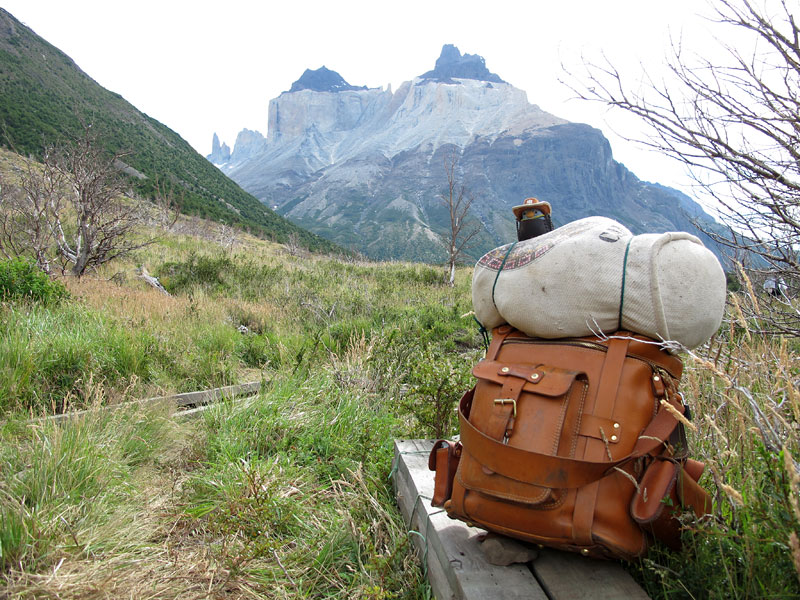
xmin=0 ymin=224 xmax=476 ymax=598
xmin=631 ymin=287 xmax=800 ymax=599
xmin=0 ymin=216 xmax=798 ymax=598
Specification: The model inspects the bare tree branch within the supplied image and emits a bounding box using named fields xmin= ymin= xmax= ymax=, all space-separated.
xmin=565 ymin=0 xmax=800 ymax=334
xmin=440 ymin=149 xmax=482 ymax=286
xmin=0 ymin=124 xmax=155 ymax=277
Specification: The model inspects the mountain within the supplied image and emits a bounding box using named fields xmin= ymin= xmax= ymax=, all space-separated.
xmin=208 ymin=133 xmax=231 ymax=165
xmin=0 ymin=8 xmax=341 ymax=254
xmin=289 ymin=66 xmax=368 ymax=93
xmin=212 ymin=45 xmax=726 ymax=263
xmin=420 ymin=43 xmax=505 ymax=84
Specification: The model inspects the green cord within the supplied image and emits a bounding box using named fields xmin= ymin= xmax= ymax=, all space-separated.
xmin=492 ymin=241 xmax=517 ymax=309
xmin=618 ymin=238 xmax=633 ymax=330
xmin=408 ymin=530 xmax=429 ymax=577
xmin=473 ymin=315 xmax=490 ymax=351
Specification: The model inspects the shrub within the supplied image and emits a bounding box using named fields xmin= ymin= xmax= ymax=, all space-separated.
xmin=0 ymin=258 xmax=68 ymax=304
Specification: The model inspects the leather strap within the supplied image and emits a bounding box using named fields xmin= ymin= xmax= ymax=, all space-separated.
xmin=429 ymin=440 xmax=461 ymax=507
xmin=572 ymin=337 xmax=630 ymax=545
xmin=458 ymin=391 xmax=682 ymax=489
xmin=486 ymin=326 xmax=514 ymax=361
xmin=486 ymin=375 xmax=525 ymax=441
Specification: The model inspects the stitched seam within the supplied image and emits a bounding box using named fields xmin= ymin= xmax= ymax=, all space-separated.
xmin=569 ymin=382 xmax=590 ymax=458
xmin=550 ymin=379 xmax=573 ymax=455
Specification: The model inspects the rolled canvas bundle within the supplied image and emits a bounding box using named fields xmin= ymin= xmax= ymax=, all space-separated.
xmin=472 ymin=217 xmax=726 ymax=349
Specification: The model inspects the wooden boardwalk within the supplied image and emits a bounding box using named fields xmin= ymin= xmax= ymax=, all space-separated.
xmin=40 ymin=381 xmax=263 ymax=424
xmin=392 ymin=439 xmax=651 ymax=600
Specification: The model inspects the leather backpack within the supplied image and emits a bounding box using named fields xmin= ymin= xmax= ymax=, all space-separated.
xmin=429 ymin=325 xmax=712 ymax=560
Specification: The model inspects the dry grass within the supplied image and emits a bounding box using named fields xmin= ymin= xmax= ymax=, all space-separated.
xmin=636 ymin=283 xmax=800 ymax=596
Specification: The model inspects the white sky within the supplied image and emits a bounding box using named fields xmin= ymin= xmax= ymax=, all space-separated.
xmin=2 ymin=0 xmax=727 ymax=195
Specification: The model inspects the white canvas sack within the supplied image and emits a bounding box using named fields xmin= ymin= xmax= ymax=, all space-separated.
xmin=472 ymin=216 xmax=726 ymax=349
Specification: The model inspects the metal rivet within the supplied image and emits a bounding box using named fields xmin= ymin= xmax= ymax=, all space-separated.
xmin=531 ymin=373 xmax=539 ymax=380
xmin=653 ymin=375 xmax=661 ymax=382
xmin=613 ymin=423 xmax=620 ymax=429
xmin=581 ymin=548 xmax=590 ymax=556
xmin=611 ymin=435 xmax=618 ymax=442
xmin=501 ymin=367 xmax=510 ymax=373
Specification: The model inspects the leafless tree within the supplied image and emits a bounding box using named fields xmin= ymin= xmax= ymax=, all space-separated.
xmin=152 ymin=176 xmax=181 ymax=231
xmin=284 ymin=231 xmax=303 ymax=257
xmin=441 ymin=150 xmax=481 ymax=286
xmin=0 ymin=127 xmax=151 ymax=277
xmin=217 ymin=223 xmax=238 ymax=254
xmin=568 ymin=0 xmax=800 ymax=334
xmin=0 ymin=147 xmax=66 ymax=275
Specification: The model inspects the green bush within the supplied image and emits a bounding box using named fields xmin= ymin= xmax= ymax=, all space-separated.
xmin=399 ymin=343 xmax=479 ymax=438
xmin=0 ymin=258 xmax=68 ymax=304
xmin=158 ymin=253 xmax=233 ymax=294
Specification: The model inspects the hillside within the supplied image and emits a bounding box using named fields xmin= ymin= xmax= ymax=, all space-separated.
xmin=213 ymin=46 xmax=727 ymax=262
xmin=0 ymin=8 xmax=341 ymax=254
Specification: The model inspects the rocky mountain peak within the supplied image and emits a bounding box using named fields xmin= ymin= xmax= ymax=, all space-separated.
xmin=419 ymin=44 xmax=505 ymax=84
xmin=288 ymin=66 xmax=367 ymax=93
xmin=207 ymin=132 xmax=230 ymax=164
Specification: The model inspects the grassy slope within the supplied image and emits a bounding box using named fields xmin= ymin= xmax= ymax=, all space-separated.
xmin=0 ymin=8 xmax=341 ymax=254
xmin=0 ymin=221 xmax=478 ymax=598
xmin=0 ymin=221 xmax=798 ymax=597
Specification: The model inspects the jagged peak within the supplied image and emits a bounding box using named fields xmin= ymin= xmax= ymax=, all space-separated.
xmin=418 ymin=44 xmax=505 ymax=84
xmin=207 ymin=132 xmax=230 ymax=163
xmin=288 ymin=66 xmax=367 ymax=93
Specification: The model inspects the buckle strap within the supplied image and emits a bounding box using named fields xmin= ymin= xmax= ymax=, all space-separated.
xmin=458 ymin=391 xmax=683 ymax=489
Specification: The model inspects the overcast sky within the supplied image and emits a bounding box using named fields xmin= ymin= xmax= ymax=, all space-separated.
xmin=2 ymin=0 xmax=729 ymax=195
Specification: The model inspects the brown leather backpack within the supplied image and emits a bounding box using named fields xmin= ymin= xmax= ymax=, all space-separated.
xmin=429 ymin=325 xmax=711 ymax=560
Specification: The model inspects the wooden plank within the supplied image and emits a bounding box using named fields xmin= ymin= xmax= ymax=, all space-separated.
xmin=393 ymin=439 xmax=547 ymax=600
xmin=39 ymin=381 xmax=263 ymax=424
xmin=532 ymin=549 xmax=651 ymax=600
xmin=158 ymin=381 xmax=263 ymax=408
xmin=394 ymin=456 xmax=456 ymax=600
xmin=394 ymin=439 xmax=652 ymax=600
xmin=173 ymin=394 xmax=260 ymax=420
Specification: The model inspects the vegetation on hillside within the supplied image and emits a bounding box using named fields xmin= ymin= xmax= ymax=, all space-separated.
xmin=0 ymin=223 xmax=480 ymax=598
xmin=0 ymin=8 xmax=341 ymax=255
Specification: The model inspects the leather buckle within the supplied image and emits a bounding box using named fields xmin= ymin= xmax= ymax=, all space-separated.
xmin=493 ymin=398 xmax=517 ymax=418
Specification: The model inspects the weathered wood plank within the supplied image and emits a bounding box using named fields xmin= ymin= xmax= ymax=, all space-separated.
xmin=393 ymin=439 xmax=547 ymax=600
xmin=161 ymin=381 xmax=263 ymax=408
xmin=393 ymin=450 xmax=456 ymax=600
xmin=394 ymin=439 xmax=652 ymax=600
xmin=532 ymin=548 xmax=651 ymax=600
xmin=40 ymin=381 xmax=263 ymax=424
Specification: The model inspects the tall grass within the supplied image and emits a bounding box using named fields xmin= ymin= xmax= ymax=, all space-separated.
xmin=2 ymin=225 xmax=798 ymax=598
xmin=0 ymin=234 xmax=476 ymax=598
xmin=0 ymin=399 xmax=179 ymax=576
xmin=178 ymin=358 xmax=426 ymax=598
xmin=633 ymin=285 xmax=800 ymax=599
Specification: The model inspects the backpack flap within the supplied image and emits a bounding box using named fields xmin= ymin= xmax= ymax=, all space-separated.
xmin=472 ymin=360 xmax=583 ymax=396
xmin=457 ymin=362 xmax=589 ymax=506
